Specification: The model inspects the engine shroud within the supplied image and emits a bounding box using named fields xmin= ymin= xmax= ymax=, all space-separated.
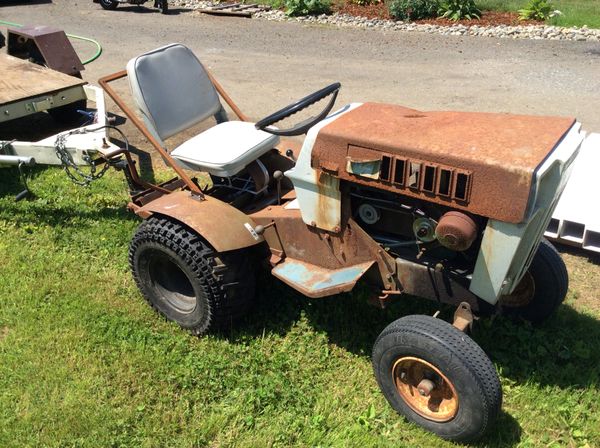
xmin=311 ymin=103 xmax=576 ymax=223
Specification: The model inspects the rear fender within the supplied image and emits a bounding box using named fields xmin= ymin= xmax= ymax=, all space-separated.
xmin=135 ymin=190 xmax=264 ymax=252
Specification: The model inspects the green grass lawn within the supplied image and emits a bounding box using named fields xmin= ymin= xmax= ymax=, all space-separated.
xmin=478 ymin=0 xmax=600 ymax=28
xmin=1 ymin=167 xmax=599 ymax=447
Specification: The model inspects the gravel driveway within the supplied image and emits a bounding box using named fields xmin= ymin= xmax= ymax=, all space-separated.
xmin=2 ymin=0 xmax=600 ymax=135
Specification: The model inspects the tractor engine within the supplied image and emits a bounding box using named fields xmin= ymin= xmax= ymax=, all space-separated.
xmin=285 ymin=102 xmax=583 ymax=306
xmin=349 ymin=185 xmax=483 ymax=269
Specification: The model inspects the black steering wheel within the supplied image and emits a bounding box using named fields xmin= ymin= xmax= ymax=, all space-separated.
xmin=255 ymin=82 xmax=341 ymax=136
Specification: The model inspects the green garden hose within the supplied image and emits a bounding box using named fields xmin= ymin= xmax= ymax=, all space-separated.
xmin=0 ymin=19 xmax=102 ymax=65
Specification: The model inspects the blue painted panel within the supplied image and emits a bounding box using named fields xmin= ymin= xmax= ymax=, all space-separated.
xmin=273 ymin=260 xmax=371 ymax=293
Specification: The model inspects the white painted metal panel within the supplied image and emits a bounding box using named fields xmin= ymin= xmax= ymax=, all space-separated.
xmin=285 ymin=103 xmax=363 ymax=232
xmin=545 ymin=132 xmax=600 ymax=253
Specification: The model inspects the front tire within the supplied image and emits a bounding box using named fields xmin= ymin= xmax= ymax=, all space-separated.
xmin=500 ymin=239 xmax=568 ymax=324
xmin=129 ymin=216 xmax=256 ymax=335
xmin=99 ymin=0 xmax=119 ymax=10
xmin=372 ymin=315 xmax=502 ymax=442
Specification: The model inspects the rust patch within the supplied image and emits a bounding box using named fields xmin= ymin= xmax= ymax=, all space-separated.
xmin=395 ymin=257 xmax=480 ymax=310
xmin=315 ymin=170 xmax=340 ymax=232
xmin=312 ymin=102 xmax=576 ymax=223
xmin=249 ymin=205 xmax=397 ymax=290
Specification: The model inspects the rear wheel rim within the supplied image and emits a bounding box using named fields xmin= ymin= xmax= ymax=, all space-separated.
xmin=392 ymin=356 xmax=459 ymax=422
xmin=147 ymin=250 xmax=196 ymax=314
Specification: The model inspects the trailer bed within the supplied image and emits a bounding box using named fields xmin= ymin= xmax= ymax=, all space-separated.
xmin=0 ymin=53 xmax=86 ymax=123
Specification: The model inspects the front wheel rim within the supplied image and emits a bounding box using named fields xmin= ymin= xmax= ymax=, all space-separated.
xmin=500 ymin=271 xmax=536 ymax=308
xmin=392 ymin=356 xmax=459 ymax=422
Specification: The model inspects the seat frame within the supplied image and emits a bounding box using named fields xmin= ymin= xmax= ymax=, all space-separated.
xmin=99 ymin=59 xmax=255 ymax=199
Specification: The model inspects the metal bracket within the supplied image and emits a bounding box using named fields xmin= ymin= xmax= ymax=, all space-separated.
xmin=453 ymin=302 xmax=474 ymax=333
xmin=368 ymin=289 xmax=402 ymax=309
xmin=31 ymin=97 xmax=54 ymax=112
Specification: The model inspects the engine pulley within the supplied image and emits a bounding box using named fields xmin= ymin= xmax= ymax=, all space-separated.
xmin=358 ymin=203 xmax=381 ymax=224
xmin=413 ymin=217 xmax=437 ymax=243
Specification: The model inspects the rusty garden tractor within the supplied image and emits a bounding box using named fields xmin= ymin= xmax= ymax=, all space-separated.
xmin=98 ymin=43 xmax=585 ymax=442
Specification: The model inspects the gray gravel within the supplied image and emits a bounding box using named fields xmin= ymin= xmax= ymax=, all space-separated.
xmin=171 ymin=0 xmax=600 ymax=42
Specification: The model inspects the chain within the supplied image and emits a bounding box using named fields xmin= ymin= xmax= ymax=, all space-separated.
xmin=54 ymin=128 xmax=111 ymax=186
xmin=0 ymin=139 xmax=16 ymax=154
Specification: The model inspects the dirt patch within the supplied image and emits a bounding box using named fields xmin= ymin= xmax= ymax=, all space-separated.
xmin=0 ymin=326 xmax=9 ymax=341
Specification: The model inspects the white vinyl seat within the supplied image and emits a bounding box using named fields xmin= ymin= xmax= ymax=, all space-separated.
xmin=171 ymin=121 xmax=278 ymax=177
xmin=126 ymin=43 xmax=279 ymax=177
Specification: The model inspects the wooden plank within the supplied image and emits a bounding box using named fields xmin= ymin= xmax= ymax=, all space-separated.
xmin=208 ymin=3 xmax=240 ymax=10
xmin=200 ymin=9 xmax=252 ymax=17
xmin=199 ymin=3 xmax=269 ymax=17
xmin=0 ymin=53 xmax=86 ymax=105
xmin=231 ymin=4 xmax=258 ymax=11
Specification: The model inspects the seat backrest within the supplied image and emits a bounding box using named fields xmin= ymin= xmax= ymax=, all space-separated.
xmin=126 ymin=43 xmax=223 ymax=142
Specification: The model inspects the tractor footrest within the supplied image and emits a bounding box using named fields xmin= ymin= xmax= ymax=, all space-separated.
xmin=271 ymin=258 xmax=373 ymax=298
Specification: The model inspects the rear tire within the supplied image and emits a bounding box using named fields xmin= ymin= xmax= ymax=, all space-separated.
xmin=99 ymin=0 xmax=119 ymax=10
xmin=129 ymin=216 xmax=256 ymax=334
xmin=372 ymin=315 xmax=502 ymax=442
xmin=500 ymin=239 xmax=568 ymax=324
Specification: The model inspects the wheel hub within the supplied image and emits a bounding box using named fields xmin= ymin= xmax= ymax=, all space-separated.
xmin=500 ymin=271 xmax=536 ymax=308
xmin=392 ymin=356 xmax=459 ymax=422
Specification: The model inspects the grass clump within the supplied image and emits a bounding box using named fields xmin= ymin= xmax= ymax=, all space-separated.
xmin=478 ymin=0 xmax=600 ymax=28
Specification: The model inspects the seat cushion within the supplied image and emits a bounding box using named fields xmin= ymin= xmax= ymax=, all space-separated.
xmin=127 ymin=43 xmax=222 ymax=142
xmin=171 ymin=121 xmax=280 ymax=177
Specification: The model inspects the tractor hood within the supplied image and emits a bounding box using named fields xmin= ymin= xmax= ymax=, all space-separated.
xmin=311 ymin=102 xmax=576 ymax=223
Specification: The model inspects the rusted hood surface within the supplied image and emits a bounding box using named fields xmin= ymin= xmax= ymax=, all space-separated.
xmin=311 ymin=102 xmax=576 ymax=223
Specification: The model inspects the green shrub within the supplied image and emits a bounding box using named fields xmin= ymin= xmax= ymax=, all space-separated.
xmin=285 ymin=0 xmax=331 ymax=16
xmin=438 ymin=0 xmax=481 ymax=20
xmin=518 ymin=0 xmax=561 ymax=21
xmin=265 ymin=0 xmax=286 ymax=9
xmin=388 ymin=0 xmax=440 ymax=20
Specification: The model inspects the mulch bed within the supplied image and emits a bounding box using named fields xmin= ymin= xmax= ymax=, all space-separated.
xmin=332 ymin=3 xmax=541 ymax=27
xmin=334 ymin=1 xmax=391 ymax=19
xmin=416 ymin=11 xmax=540 ymax=26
